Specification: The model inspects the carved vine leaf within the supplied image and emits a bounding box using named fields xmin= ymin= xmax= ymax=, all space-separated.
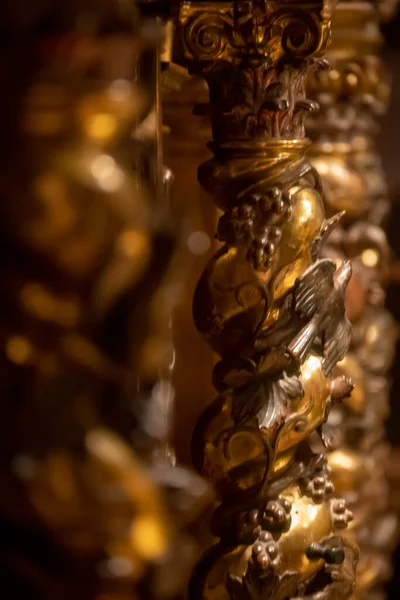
xmin=227 ymin=565 xmax=301 ymax=600
xmin=231 ymin=372 xmax=303 ymax=428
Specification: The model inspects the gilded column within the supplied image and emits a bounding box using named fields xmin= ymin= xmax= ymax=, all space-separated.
xmin=307 ymin=2 xmax=398 ymax=598
xmin=162 ymin=68 xmax=217 ymax=465
xmin=174 ymin=1 xmax=358 ymax=598
xmin=0 ymin=0 xmax=209 ymax=597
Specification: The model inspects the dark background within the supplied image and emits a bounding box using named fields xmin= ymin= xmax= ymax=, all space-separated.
xmin=380 ymin=17 xmax=400 ymax=599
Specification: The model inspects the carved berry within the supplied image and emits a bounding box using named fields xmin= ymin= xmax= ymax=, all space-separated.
xmin=236 ymin=508 xmax=262 ymax=542
xmin=217 ymin=204 xmax=256 ymax=246
xmin=246 ymin=224 xmax=282 ymax=270
xmin=263 ymin=498 xmax=292 ymax=531
xmin=299 ymin=460 xmax=335 ymax=504
xmin=251 ymin=530 xmax=280 ymax=570
xmin=331 ymin=498 xmax=354 ymax=529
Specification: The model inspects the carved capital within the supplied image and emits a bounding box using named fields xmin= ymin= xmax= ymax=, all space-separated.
xmin=178 ymin=0 xmax=334 ymax=63
xmin=176 ymin=0 xmax=335 ymax=143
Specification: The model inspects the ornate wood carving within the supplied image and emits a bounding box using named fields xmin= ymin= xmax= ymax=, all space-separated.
xmin=308 ymin=2 xmax=399 ymax=598
xmin=174 ymin=1 xmax=358 ymax=598
xmin=0 ymin=1 xmax=210 ymax=597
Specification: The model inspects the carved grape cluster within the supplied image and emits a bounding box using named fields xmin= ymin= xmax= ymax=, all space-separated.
xmin=246 ymin=224 xmax=282 ymax=270
xmin=331 ymin=498 xmax=354 ymax=529
xmin=234 ymin=497 xmax=292 ymax=545
xmin=236 ymin=508 xmax=262 ymax=542
xmin=252 ymin=530 xmax=280 ymax=570
xmin=299 ymin=461 xmax=335 ymax=504
xmin=218 ymin=203 xmax=256 ymax=246
xmin=263 ymin=498 xmax=292 ymax=531
xmin=217 ymin=186 xmax=291 ymax=270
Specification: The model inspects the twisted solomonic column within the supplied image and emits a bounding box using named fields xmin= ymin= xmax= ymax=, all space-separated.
xmin=173 ymin=1 xmax=359 ymax=598
xmin=307 ymin=2 xmax=398 ymax=598
xmin=0 ymin=1 xmax=210 ymax=597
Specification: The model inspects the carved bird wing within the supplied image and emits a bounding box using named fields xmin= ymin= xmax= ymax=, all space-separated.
xmin=256 ymin=373 xmax=304 ymax=429
xmin=322 ymin=316 xmax=353 ymax=376
xmin=294 ymin=259 xmax=336 ymax=319
xmin=231 ymin=373 xmax=303 ymax=427
xmin=310 ymin=212 xmax=345 ymax=261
